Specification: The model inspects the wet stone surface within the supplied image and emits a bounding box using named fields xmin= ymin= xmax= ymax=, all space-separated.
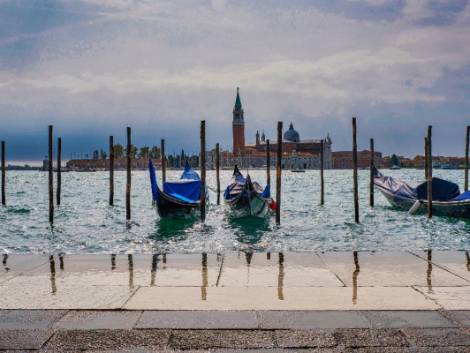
xmin=274 ymin=329 xmax=337 ymax=348
xmin=168 ymin=330 xmax=275 ymax=350
xmin=43 ymin=329 xmax=171 ymax=351
xmin=333 ymin=328 xmax=409 ymax=348
xmin=402 ymin=327 xmax=470 ymax=347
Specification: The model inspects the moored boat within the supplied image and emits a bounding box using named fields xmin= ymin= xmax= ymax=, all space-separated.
xmin=149 ymin=160 xmax=208 ymax=218
xmin=224 ymin=166 xmax=274 ymax=218
xmin=373 ymin=167 xmax=470 ymax=218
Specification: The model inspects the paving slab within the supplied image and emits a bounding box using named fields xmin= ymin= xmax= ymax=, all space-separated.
xmin=0 ymin=254 xmax=49 ymax=284
xmin=168 ymin=330 xmax=275 ymax=350
xmin=0 ymin=274 xmax=133 ymax=309
xmin=258 ymin=311 xmax=370 ymax=329
xmin=0 ymin=329 xmax=54 ymax=350
xmin=402 ymin=327 xmax=470 ymax=347
xmin=333 ymin=328 xmax=408 ymax=347
xmin=43 ymin=329 xmax=171 ymax=351
xmin=275 ymin=329 xmax=336 ymax=348
xmin=319 ymin=251 xmax=469 ymax=287
xmin=136 ymin=310 xmax=258 ymax=329
xmin=445 ymin=311 xmax=470 ymax=326
xmin=0 ymin=310 xmax=66 ymax=350
xmin=218 ymin=252 xmax=343 ymax=287
xmin=28 ymin=254 xmax=221 ymax=288
xmin=411 ymin=250 xmax=470 ymax=282
xmin=414 ymin=286 xmax=470 ymax=310
xmin=361 ymin=310 xmax=455 ymax=328
xmin=54 ymin=310 xmax=142 ymax=330
xmin=124 ymin=286 xmax=438 ymax=310
xmin=352 ymin=348 xmax=470 ymax=353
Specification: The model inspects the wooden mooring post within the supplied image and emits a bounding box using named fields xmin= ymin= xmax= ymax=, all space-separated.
xmin=161 ymin=139 xmax=166 ymax=184
xmin=369 ymin=138 xmax=374 ymax=207
xmin=427 ymin=126 xmax=433 ymax=219
xmin=126 ymin=127 xmax=131 ymax=221
xmin=266 ymin=139 xmax=271 ymax=189
xmin=200 ymin=120 xmax=206 ymax=222
xmin=56 ymin=137 xmax=62 ymax=206
xmin=48 ymin=125 xmax=54 ymax=225
xmin=1 ymin=140 xmax=5 ymax=206
xmin=320 ymin=139 xmax=324 ymax=205
xmin=109 ymin=136 xmax=114 ymax=206
xmin=215 ymin=143 xmax=220 ymax=205
xmin=424 ymin=137 xmax=429 ymax=179
xmin=276 ymin=122 xmax=283 ymax=225
xmin=352 ymin=118 xmax=359 ymax=223
xmin=465 ymin=125 xmax=469 ymax=192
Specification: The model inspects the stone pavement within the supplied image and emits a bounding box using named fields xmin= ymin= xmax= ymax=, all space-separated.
xmin=0 ymin=251 xmax=470 ymax=351
xmin=1 ymin=309 xmax=470 ymax=351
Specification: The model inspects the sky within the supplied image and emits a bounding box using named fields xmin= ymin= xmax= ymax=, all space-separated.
xmin=1 ymin=0 xmax=470 ymax=160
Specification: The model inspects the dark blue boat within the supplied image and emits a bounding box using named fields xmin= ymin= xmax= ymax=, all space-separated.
xmin=373 ymin=167 xmax=470 ymax=218
xmin=149 ymin=160 xmax=207 ymax=218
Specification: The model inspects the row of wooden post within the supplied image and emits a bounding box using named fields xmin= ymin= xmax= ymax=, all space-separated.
xmin=3 ymin=122 xmax=470 ymax=227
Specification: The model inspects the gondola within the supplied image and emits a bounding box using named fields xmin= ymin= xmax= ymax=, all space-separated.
xmin=149 ymin=160 xmax=208 ymax=218
xmin=373 ymin=167 xmax=470 ymax=218
xmin=223 ymin=166 xmax=275 ymax=218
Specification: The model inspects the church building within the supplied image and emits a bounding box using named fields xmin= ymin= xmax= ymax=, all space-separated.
xmin=230 ymin=88 xmax=333 ymax=169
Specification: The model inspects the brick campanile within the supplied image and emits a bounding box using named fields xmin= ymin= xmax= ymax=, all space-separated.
xmin=232 ymin=87 xmax=245 ymax=155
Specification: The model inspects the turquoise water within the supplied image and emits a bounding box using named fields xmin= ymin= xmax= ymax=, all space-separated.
xmin=0 ymin=169 xmax=469 ymax=253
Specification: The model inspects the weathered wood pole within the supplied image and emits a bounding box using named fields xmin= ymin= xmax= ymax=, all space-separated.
xmin=424 ymin=137 xmax=429 ymax=179
xmin=276 ymin=122 xmax=283 ymax=225
xmin=109 ymin=136 xmax=114 ymax=206
xmin=56 ymin=137 xmax=62 ymax=206
xmin=465 ymin=125 xmax=469 ymax=191
xmin=215 ymin=143 xmax=220 ymax=205
xmin=1 ymin=140 xmax=5 ymax=206
xmin=427 ymin=126 xmax=433 ymax=219
xmin=320 ymin=139 xmax=325 ymax=205
xmin=369 ymin=138 xmax=374 ymax=207
xmin=266 ymin=139 xmax=271 ymax=189
xmin=161 ymin=138 xmax=166 ymax=184
xmin=352 ymin=118 xmax=359 ymax=223
xmin=200 ymin=120 xmax=206 ymax=222
xmin=48 ymin=125 xmax=54 ymax=224
xmin=126 ymin=127 xmax=131 ymax=221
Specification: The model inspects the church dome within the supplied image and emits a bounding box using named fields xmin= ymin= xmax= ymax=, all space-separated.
xmin=284 ymin=123 xmax=300 ymax=142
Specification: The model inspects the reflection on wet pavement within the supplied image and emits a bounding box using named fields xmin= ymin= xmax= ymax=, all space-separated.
xmin=0 ymin=251 xmax=468 ymax=310
xmin=352 ymin=251 xmax=360 ymax=305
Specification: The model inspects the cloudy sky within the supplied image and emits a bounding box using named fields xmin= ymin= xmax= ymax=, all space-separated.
xmin=1 ymin=0 xmax=469 ymax=160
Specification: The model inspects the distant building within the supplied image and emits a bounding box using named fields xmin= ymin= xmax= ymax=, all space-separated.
xmin=232 ymin=87 xmax=245 ymax=156
xmin=231 ymin=88 xmax=333 ymax=169
xmin=332 ymin=150 xmax=383 ymax=169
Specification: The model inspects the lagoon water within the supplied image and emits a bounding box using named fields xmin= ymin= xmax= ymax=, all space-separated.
xmin=0 ymin=169 xmax=469 ymax=254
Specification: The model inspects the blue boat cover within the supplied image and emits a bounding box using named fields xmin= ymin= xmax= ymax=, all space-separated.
xmin=452 ymin=191 xmax=470 ymax=201
xmin=181 ymin=162 xmax=200 ymax=181
xmin=149 ymin=159 xmax=201 ymax=203
xmin=416 ymin=178 xmax=460 ymax=201
xmin=374 ymin=167 xmax=464 ymax=202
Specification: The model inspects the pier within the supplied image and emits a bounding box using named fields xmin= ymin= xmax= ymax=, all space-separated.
xmin=0 ymin=251 xmax=469 ymax=351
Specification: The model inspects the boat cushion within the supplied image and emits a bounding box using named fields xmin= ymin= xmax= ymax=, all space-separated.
xmin=452 ymin=191 xmax=470 ymax=201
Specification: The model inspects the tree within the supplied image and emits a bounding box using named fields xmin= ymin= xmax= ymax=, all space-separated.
xmin=114 ymin=144 xmax=124 ymax=158
xmin=125 ymin=144 xmax=137 ymax=158
xmin=390 ymin=154 xmax=400 ymax=167
xmin=92 ymin=150 xmax=99 ymax=160
xmin=150 ymin=146 xmax=160 ymax=159
xmin=100 ymin=149 xmax=107 ymax=159
xmin=139 ymin=146 xmax=150 ymax=158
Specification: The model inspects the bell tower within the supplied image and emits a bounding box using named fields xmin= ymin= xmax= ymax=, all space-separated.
xmin=232 ymin=87 xmax=245 ymax=155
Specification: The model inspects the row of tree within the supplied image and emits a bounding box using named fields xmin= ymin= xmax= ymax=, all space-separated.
xmin=91 ymin=146 xmax=198 ymax=168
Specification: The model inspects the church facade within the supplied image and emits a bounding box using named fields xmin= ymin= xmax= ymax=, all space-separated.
xmin=230 ymin=88 xmax=333 ymax=169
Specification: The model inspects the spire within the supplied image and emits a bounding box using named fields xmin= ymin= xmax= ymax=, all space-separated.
xmin=234 ymin=87 xmax=242 ymax=110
